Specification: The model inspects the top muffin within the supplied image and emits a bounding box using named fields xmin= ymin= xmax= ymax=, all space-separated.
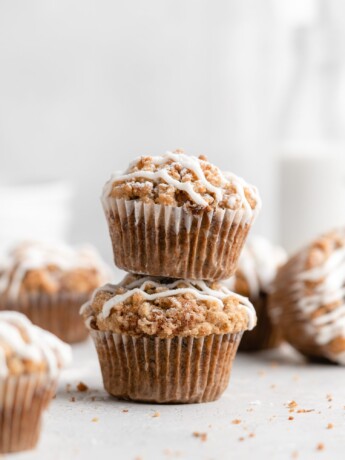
xmin=0 ymin=241 xmax=110 ymax=300
xmin=103 ymin=150 xmax=261 ymax=216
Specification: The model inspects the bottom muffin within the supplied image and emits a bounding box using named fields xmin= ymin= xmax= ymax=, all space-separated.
xmin=0 ymin=311 xmax=71 ymax=453
xmin=81 ymin=274 xmax=256 ymax=403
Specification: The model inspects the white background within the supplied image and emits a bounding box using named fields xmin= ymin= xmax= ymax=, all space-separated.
xmin=1 ymin=0 xmax=345 ymax=258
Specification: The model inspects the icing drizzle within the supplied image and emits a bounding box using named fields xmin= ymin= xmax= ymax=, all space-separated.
xmin=0 ymin=311 xmax=72 ymax=378
xmin=82 ymin=276 xmax=256 ymax=331
xmin=103 ymin=151 xmax=261 ymax=218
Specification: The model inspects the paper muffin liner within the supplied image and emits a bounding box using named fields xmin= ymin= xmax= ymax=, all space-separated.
xmin=0 ymin=292 xmax=90 ymax=343
xmin=90 ymin=330 xmax=243 ymax=403
xmin=0 ymin=373 xmax=56 ymax=454
xmin=239 ymin=292 xmax=282 ymax=352
xmin=102 ymin=198 xmax=255 ymax=280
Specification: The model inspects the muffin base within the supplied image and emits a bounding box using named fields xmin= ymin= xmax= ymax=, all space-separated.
xmin=0 ymin=292 xmax=89 ymax=344
xmin=91 ymin=330 xmax=242 ymax=403
xmin=103 ymin=198 xmax=253 ymax=280
xmin=0 ymin=374 xmax=56 ymax=454
xmin=239 ymin=292 xmax=282 ymax=352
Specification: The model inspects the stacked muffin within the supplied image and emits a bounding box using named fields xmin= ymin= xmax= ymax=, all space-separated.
xmin=81 ymin=151 xmax=261 ymax=403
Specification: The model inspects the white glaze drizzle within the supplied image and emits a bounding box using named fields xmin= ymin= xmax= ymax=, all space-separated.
xmin=0 ymin=311 xmax=72 ymax=378
xmin=103 ymin=151 xmax=261 ymax=218
xmin=225 ymin=236 xmax=287 ymax=297
xmin=0 ymin=241 xmax=110 ymax=300
xmin=87 ymin=277 xmax=256 ymax=331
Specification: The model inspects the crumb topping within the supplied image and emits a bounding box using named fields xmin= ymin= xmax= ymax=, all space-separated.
xmin=81 ymin=274 xmax=256 ymax=338
xmin=0 ymin=241 xmax=110 ymax=299
xmin=0 ymin=311 xmax=71 ymax=377
xmin=103 ymin=150 xmax=261 ymax=215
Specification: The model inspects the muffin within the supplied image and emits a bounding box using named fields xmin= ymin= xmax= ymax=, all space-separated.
xmin=225 ymin=236 xmax=287 ymax=351
xmin=0 ymin=241 xmax=111 ymax=343
xmin=270 ymin=229 xmax=345 ymax=364
xmin=81 ymin=274 xmax=256 ymax=403
xmin=102 ymin=150 xmax=261 ymax=280
xmin=0 ymin=311 xmax=71 ymax=453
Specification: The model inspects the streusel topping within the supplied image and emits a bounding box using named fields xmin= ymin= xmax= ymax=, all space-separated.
xmin=0 ymin=241 xmax=111 ymax=299
xmin=0 ymin=311 xmax=71 ymax=377
xmin=103 ymin=151 xmax=261 ymax=216
xmin=81 ymin=274 xmax=256 ymax=338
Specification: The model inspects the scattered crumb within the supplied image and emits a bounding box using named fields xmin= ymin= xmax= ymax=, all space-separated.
xmin=270 ymin=361 xmax=278 ymax=368
xmin=316 ymin=443 xmax=325 ymax=451
xmin=297 ymin=409 xmax=314 ymax=413
xmin=326 ymin=423 xmax=334 ymax=430
xmin=66 ymin=384 xmax=72 ymax=393
xmin=70 ymin=396 xmax=76 ymax=402
xmin=232 ymin=419 xmax=241 ymax=425
xmin=247 ymin=408 xmax=254 ymax=413
xmin=152 ymin=412 xmax=160 ymax=418
xmin=91 ymin=417 xmax=99 ymax=423
xmin=91 ymin=396 xmax=96 ymax=402
xmin=249 ymin=433 xmax=255 ymax=438
xmin=270 ymin=384 xmax=276 ymax=389
xmin=258 ymin=370 xmax=266 ymax=377
xmin=192 ymin=432 xmax=207 ymax=442
xmin=288 ymin=416 xmax=294 ymax=421
xmin=77 ymin=382 xmax=89 ymax=392
xmin=286 ymin=401 xmax=298 ymax=413
xmin=291 ymin=451 xmax=299 ymax=459
xmin=238 ymin=437 xmax=245 ymax=442
xmin=122 ymin=409 xmax=129 ymax=413
xmin=326 ymin=394 xmax=333 ymax=402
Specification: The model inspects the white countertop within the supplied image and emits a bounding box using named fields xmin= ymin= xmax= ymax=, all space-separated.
xmin=12 ymin=339 xmax=345 ymax=460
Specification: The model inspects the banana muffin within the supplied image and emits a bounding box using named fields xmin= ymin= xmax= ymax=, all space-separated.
xmin=81 ymin=274 xmax=256 ymax=403
xmin=0 ymin=241 xmax=111 ymax=343
xmin=0 ymin=311 xmax=71 ymax=453
xmin=226 ymin=236 xmax=287 ymax=351
xmin=102 ymin=150 xmax=261 ymax=280
xmin=270 ymin=229 xmax=345 ymax=364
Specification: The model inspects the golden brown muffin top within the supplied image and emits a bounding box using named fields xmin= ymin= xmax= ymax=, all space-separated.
xmin=0 ymin=311 xmax=71 ymax=376
xmin=81 ymin=274 xmax=256 ymax=338
xmin=103 ymin=150 xmax=261 ymax=216
xmin=0 ymin=241 xmax=111 ymax=299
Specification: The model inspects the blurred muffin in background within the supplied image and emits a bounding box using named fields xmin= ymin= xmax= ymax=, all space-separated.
xmin=81 ymin=274 xmax=256 ymax=403
xmin=270 ymin=229 xmax=345 ymax=364
xmin=0 ymin=311 xmax=71 ymax=453
xmin=225 ymin=236 xmax=287 ymax=351
xmin=0 ymin=241 xmax=111 ymax=343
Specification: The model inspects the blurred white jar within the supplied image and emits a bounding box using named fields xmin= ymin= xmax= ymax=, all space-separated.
xmin=279 ymin=144 xmax=345 ymax=253
xmin=0 ymin=179 xmax=73 ymax=249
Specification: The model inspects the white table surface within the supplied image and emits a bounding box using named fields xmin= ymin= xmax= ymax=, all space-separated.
xmin=11 ymin=338 xmax=345 ymax=460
